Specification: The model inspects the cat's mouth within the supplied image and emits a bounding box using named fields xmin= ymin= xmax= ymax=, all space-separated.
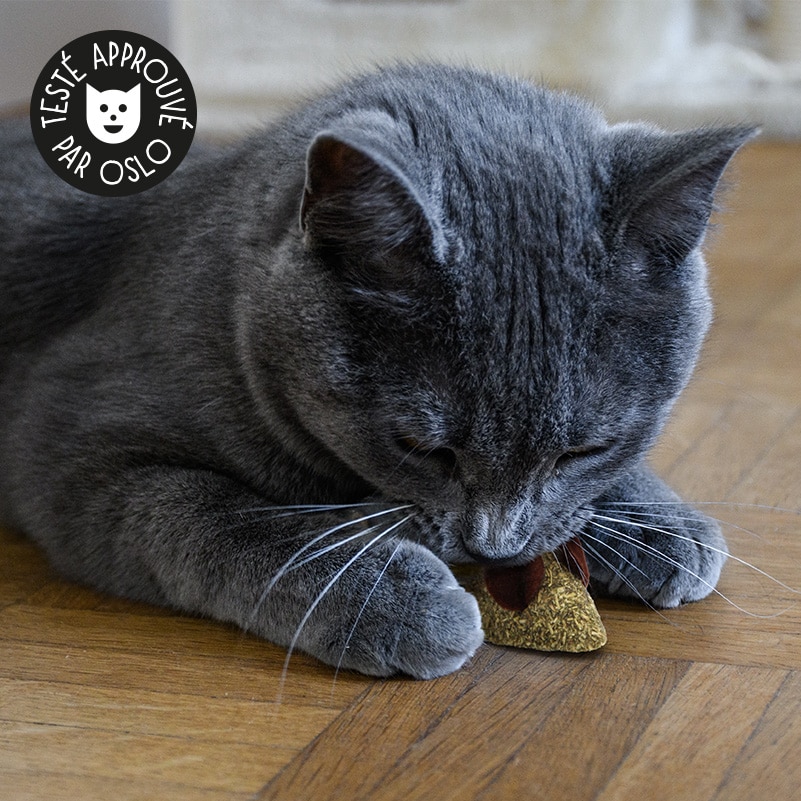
xmin=103 ymin=125 xmax=123 ymax=133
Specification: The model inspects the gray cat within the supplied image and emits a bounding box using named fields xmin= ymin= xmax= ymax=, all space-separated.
xmin=0 ymin=64 xmax=753 ymax=678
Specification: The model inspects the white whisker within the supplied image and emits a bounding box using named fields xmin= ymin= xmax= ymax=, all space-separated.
xmin=596 ymin=509 xmax=709 ymax=531
xmin=593 ymin=512 xmax=801 ymax=596
xmin=277 ymin=515 xmax=412 ymax=702
xmin=581 ymin=529 xmax=651 ymax=583
xmin=383 ymin=439 xmax=427 ymax=482
xmin=595 ymin=507 xmax=775 ymax=544
xmin=580 ymin=533 xmax=677 ymax=625
xmin=285 ymin=522 xmax=386 ymax=573
xmin=595 ymin=501 xmax=801 ymax=515
xmin=588 ymin=519 xmax=790 ymax=618
xmin=332 ymin=538 xmax=405 ymax=688
xmin=237 ymin=501 xmax=381 ymax=520
xmin=244 ymin=504 xmax=412 ymax=631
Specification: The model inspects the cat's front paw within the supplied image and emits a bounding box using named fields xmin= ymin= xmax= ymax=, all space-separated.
xmin=583 ymin=505 xmax=728 ymax=608
xmin=331 ymin=542 xmax=484 ymax=679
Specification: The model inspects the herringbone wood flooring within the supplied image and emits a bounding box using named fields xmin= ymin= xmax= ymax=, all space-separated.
xmin=2 ymin=141 xmax=800 ymax=801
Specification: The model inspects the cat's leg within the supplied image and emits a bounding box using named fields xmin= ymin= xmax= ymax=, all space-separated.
xmin=581 ymin=464 xmax=728 ymax=607
xmin=31 ymin=466 xmax=483 ymax=679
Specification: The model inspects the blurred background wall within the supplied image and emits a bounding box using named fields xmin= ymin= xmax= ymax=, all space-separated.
xmin=2 ymin=0 xmax=800 ymax=137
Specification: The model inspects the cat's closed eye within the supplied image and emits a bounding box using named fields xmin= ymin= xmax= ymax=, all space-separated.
xmin=552 ymin=444 xmax=611 ymax=475
xmin=395 ymin=435 xmax=459 ymax=476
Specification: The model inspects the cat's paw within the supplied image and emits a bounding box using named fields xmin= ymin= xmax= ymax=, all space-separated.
xmin=317 ymin=542 xmax=484 ymax=679
xmin=583 ymin=505 xmax=728 ymax=608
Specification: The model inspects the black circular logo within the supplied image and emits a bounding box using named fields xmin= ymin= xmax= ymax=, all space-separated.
xmin=30 ymin=30 xmax=196 ymax=197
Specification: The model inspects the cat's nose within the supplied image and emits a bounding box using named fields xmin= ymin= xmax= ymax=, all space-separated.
xmin=110 ymin=114 xmax=117 ymax=121
xmin=462 ymin=504 xmax=528 ymax=562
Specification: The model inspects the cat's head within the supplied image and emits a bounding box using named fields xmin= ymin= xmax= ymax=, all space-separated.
xmin=86 ymin=83 xmax=141 ymax=144
xmin=248 ymin=67 xmax=754 ymax=565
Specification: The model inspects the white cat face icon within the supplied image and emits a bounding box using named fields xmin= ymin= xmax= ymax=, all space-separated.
xmin=86 ymin=84 xmax=141 ymax=144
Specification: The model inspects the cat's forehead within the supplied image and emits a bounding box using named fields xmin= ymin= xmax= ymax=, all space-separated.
xmin=409 ymin=92 xmax=607 ymax=262
xmin=445 ymin=133 xmax=601 ymax=243
xmin=89 ymin=86 xmax=138 ymax=100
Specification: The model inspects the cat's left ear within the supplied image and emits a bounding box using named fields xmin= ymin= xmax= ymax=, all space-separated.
xmin=299 ymin=112 xmax=446 ymax=263
xmin=611 ymin=125 xmax=758 ymax=268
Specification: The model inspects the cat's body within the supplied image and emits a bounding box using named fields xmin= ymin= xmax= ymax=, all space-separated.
xmin=0 ymin=65 xmax=750 ymax=677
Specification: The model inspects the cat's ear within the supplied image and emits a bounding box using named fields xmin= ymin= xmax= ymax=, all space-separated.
xmin=300 ymin=119 xmax=445 ymax=264
xmin=611 ymin=125 xmax=758 ymax=269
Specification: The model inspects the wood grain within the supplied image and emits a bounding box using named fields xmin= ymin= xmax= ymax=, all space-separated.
xmin=594 ymin=664 xmax=789 ymax=801
xmin=2 ymin=142 xmax=800 ymax=801
xmin=257 ymin=650 xmax=689 ymax=801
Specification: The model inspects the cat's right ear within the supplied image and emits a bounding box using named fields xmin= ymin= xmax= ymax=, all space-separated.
xmin=609 ymin=124 xmax=758 ymax=271
xmin=300 ymin=130 xmax=445 ymax=264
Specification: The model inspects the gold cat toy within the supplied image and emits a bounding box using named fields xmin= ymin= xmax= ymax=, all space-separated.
xmin=457 ymin=537 xmax=607 ymax=653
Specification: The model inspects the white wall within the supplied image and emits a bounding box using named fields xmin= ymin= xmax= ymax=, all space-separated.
xmin=0 ymin=0 xmax=170 ymax=111
xmin=2 ymin=0 xmax=800 ymax=137
xmin=174 ymin=0 xmax=801 ymax=138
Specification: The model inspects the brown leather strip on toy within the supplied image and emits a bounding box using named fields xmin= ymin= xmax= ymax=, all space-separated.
xmin=484 ymin=557 xmax=545 ymax=612
xmin=483 ymin=536 xmax=588 ymax=612
xmin=555 ymin=537 xmax=590 ymax=587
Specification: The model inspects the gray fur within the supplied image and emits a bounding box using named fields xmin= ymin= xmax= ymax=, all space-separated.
xmin=0 ymin=65 xmax=754 ymax=677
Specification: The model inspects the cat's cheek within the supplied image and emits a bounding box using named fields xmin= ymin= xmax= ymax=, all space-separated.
xmin=395 ymin=511 xmax=466 ymax=563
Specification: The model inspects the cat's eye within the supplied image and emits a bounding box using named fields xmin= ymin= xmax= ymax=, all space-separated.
xmin=552 ymin=444 xmax=609 ymax=474
xmin=396 ymin=435 xmax=423 ymax=455
xmin=119 ymin=104 xmax=127 ymax=112
xmin=395 ymin=436 xmax=458 ymax=476
xmin=100 ymin=104 xmax=108 ymax=112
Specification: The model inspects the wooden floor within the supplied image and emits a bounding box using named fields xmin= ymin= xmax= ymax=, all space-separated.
xmin=2 ymin=141 xmax=800 ymax=801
